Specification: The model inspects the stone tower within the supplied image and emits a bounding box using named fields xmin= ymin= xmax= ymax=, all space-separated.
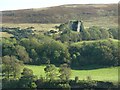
xmin=77 ymin=21 xmax=81 ymax=32
xmin=68 ymin=20 xmax=82 ymax=32
xmin=58 ymin=20 xmax=84 ymax=33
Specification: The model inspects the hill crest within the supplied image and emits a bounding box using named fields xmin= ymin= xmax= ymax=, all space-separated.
xmin=2 ymin=4 xmax=118 ymax=24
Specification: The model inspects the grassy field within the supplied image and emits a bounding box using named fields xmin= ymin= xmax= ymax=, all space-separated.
xmin=1 ymin=21 xmax=117 ymax=31
xmin=71 ymin=38 xmax=119 ymax=44
xmin=25 ymin=65 xmax=119 ymax=82
xmin=1 ymin=23 xmax=59 ymax=31
xmin=0 ymin=32 xmax=13 ymax=38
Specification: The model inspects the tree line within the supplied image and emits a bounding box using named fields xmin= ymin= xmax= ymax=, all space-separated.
xmin=2 ymin=36 xmax=119 ymax=67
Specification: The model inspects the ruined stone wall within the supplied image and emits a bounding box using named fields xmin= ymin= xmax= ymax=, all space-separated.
xmin=68 ymin=20 xmax=81 ymax=32
xmin=59 ymin=20 xmax=83 ymax=32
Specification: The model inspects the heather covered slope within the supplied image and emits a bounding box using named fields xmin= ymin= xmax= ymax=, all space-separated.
xmin=2 ymin=4 xmax=118 ymax=27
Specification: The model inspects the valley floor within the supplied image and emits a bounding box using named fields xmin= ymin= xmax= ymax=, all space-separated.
xmin=25 ymin=65 xmax=119 ymax=82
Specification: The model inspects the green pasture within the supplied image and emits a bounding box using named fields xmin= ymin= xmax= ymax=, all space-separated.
xmin=25 ymin=65 xmax=119 ymax=82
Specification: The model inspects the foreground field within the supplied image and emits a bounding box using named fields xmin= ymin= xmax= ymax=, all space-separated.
xmin=25 ymin=65 xmax=119 ymax=82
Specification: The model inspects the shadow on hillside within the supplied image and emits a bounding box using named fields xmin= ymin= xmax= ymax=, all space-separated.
xmin=71 ymin=65 xmax=113 ymax=70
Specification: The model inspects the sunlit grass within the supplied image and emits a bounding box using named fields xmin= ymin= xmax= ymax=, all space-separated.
xmin=1 ymin=23 xmax=60 ymax=31
xmin=71 ymin=38 xmax=119 ymax=47
xmin=0 ymin=32 xmax=13 ymax=38
xmin=25 ymin=65 xmax=119 ymax=82
xmin=71 ymin=67 xmax=119 ymax=82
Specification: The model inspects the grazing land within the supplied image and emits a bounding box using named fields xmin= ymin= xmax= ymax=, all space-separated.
xmin=25 ymin=65 xmax=119 ymax=82
xmin=1 ymin=23 xmax=59 ymax=31
xmin=0 ymin=32 xmax=13 ymax=38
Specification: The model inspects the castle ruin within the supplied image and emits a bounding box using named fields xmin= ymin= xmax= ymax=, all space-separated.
xmin=68 ymin=20 xmax=83 ymax=32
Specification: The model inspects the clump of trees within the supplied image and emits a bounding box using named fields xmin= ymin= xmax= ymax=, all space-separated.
xmin=18 ymin=68 xmax=37 ymax=88
xmin=2 ymin=55 xmax=23 ymax=79
xmin=108 ymin=28 xmax=119 ymax=39
xmin=59 ymin=64 xmax=71 ymax=81
xmin=85 ymin=26 xmax=109 ymax=40
xmin=2 ymin=36 xmax=70 ymax=65
xmin=2 ymin=38 xmax=31 ymax=64
xmin=20 ymin=36 xmax=70 ymax=65
xmin=44 ymin=63 xmax=71 ymax=82
xmin=69 ymin=39 xmax=119 ymax=68
xmin=44 ymin=64 xmax=58 ymax=81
